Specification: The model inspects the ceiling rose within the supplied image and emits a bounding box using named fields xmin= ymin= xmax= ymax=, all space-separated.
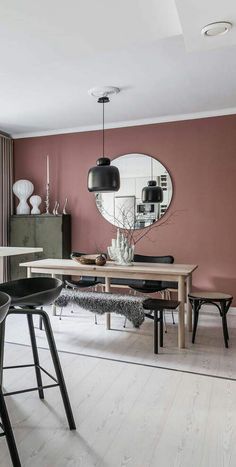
xmin=88 ymin=86 xmax=120 ymax=99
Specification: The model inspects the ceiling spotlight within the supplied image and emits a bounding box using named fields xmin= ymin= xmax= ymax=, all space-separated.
xmin=201 ymin=21 xmax=232 ymax=37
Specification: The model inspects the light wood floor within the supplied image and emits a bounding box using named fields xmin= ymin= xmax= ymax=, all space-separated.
xmin=0 ymin=341 xmax=236 ymax=467
xmin=5 ymin=304 xmax=236 ymax=378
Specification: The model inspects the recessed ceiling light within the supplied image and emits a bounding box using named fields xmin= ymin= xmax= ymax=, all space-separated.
xmin=201 ymin=21 xmax=232 ymax=37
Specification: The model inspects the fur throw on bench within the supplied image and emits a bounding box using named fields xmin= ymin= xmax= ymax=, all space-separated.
xmin=55 ymin=288 xmax=146 ymax=328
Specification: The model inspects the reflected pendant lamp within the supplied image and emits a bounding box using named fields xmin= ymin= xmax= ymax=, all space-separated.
xmin=87 ymin=95 xmax=120 ymax=192
xmin=141 ymin=158 xmax=163 ymax=203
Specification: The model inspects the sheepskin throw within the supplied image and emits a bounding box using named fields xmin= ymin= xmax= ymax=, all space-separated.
xmin=55 ymin=289 xmax=146 ymax=328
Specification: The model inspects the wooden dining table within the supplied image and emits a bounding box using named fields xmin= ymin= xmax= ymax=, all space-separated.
xmin=0 ymin=247 xmax=43 ymax=283
xmin=20 ymin=258 xmax=198 ymax=349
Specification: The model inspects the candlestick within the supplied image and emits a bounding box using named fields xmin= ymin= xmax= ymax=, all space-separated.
xmin=45 ymin=183 xmax=50 ymax=214
xmin=46 ymin=155 xmax=50 ymax=185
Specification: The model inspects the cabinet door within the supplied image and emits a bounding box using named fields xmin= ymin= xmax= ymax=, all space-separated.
xmin=35 ymin=217 xmax=63 ymax=259
xmin=10 ymin=217 xmax=36 ymax=280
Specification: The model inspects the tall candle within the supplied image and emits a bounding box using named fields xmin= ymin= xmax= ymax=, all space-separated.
xmin=46 ymin=155 xmax=50 ymax=185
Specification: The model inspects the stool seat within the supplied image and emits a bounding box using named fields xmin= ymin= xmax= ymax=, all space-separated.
xmin=189 ymin=291 xmax=232 ymax=301
xmin=0 ymin=277 xmax=63 ymax=307
xmin=143 ymin=298 xmax=180 ymax=311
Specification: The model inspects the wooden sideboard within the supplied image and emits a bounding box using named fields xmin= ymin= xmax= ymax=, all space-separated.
xmin=9 ymin=214 xmax=71 ymax=280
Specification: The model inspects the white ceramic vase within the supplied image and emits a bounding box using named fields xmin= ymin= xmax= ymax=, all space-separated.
xmin=30 ymin=195 xmax=42 ymax=214
xmin=108 ymin=229 xmax=134 ymax=266
xmin=13 ymin=180 xmax=34 ymax=215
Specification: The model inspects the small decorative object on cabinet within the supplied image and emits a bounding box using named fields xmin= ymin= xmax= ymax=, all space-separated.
xmin=13 ymin=179 xmax=34 ymax=214
xmin=53 ymin=201 xmax=60 ymax=215
xmin=30 ymin=195 xmax=42 ymax=214
xmin=63 ymin=198 xmax=68 ymax=214
xmin=9 ymin=214 xmax=71 ymax=280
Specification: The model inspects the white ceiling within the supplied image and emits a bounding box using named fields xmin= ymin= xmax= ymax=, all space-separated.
xmin=0 ymin=0 xmax=236 ymax=138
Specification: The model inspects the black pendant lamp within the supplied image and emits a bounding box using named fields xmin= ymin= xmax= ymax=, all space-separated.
xmin=142 ymin=157 xmax=163 ymax=203
xmin=87 ymin=95 xmax=120 ymax=192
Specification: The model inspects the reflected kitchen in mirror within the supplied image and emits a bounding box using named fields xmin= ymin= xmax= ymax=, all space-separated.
xmin=95 ymin=153 xmax=173 ymax=229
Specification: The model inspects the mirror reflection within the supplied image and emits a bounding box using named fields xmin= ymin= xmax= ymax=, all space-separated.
xmin=95 ymin=153 xmax=173 ymax=229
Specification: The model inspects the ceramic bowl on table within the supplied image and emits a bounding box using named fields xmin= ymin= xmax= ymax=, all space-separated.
xmin=71 ymin=254 xmax=106 ymax=266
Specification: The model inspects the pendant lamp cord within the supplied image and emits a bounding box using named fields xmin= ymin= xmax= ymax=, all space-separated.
xmin=151 ymin=157 xmax=153 ymax=179
xmin=102 ymin=99 xmax=105 ymax=158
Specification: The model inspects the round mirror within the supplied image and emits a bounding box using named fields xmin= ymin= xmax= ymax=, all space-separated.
xmin=95 ymin=153 xmax=173 ymax=229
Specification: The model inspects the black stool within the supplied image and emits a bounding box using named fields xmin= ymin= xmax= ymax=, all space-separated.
xmin=188 ymin=292 xmax=233 ymax=348
xmin=143 ymin=298 xmax=180 ymax=354
xmin=0 ymin=291 xmax=21 ymax=467
xmin=0 ymin=277 xmax=76 ymax=433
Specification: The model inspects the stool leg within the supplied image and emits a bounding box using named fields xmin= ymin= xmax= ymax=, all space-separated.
xmin=220 ymin=301 xmax=229 ymax=348
xmin=40 ymin=311 xmax=76 ymax=430
xmin=0 ymin=321 xmax=5 ymax=387
xmin=27 ymin=315 xmax=44 ymax=399
xmin=192 ymin=300 xmax=200 ymax=344
xmin=0 ymin=386 xmax=21 ymax=467
xmin=159 ymin=310 xmax=163 ymax=347
xmin=154 ymin=310 xmax=158 ymax=354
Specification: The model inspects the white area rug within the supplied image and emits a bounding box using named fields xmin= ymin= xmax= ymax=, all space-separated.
xmin=5 ymin=304 xmax=236 ymax=379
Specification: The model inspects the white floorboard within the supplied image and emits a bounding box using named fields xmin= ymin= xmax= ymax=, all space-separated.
xmin=4 ymin=304 xmax=236 ymax=378
xmin=0 ymin=343 xmax=236 ymax=467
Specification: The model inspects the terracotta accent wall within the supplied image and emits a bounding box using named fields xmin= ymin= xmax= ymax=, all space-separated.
xmin=13 ymin=115 xmax=236 ymax=300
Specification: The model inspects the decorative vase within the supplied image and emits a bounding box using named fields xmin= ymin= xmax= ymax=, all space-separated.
xmin=13 ymin=180 xmax=34 ymax=215
xmin=108 ymin=229 xmax=134 ymax=266
xmin=30 ymin=195 xmax=42 ymax=214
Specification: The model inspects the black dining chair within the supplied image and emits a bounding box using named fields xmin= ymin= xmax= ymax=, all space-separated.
xmin=0 ymin=277 xmax=76 ymax=434
xmin=123 ymin=254 xmax=176 ymax=328
xmin=0 ymin=291 xmax=21 ymax=467
xmin=62 ymin=251 xmax=104 ymax=322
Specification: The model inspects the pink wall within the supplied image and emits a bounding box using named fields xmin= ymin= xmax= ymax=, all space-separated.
xmin=13 ymin=115 xmax=236 ymax=300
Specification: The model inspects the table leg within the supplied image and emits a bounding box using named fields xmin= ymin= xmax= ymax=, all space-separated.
xmin=186 ymin=274 xmax=192 ymax=332
xmin=0 ymin=257 xmax=4 ymax=283
xmin=27 ymin=267 xmax=32 ymax=278
xmin=52 ymin=273 xmax=57 ymax=316
xmin=105 ymin=277 xmax=111 ymax=330
xmin=178 ymin=275 xmax=185 ymax=349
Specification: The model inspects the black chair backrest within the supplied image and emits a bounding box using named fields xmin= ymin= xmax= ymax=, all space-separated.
xmin=134 ymin=254 xmax=174 ymax=264
xmin=0 ymin=292 xmax=11 ymax=324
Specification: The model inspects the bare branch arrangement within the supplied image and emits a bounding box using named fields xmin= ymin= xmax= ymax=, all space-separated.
xmin=95 ymin=193 xmax=183 ymax=248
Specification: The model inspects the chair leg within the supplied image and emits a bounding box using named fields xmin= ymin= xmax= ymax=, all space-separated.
xmin=27 ymin=315 xmax=44 ymax=400
xmin=39 ymin=316 xmax=43 ymax=330
xmin=171 ymin=310 xmax=175 ymax=325
xmin=154 ymin=310 xmax=159 ymax=354
xmin=59 ymin=307 xmax=63 ymax=320
xmin=40 ymin=310 xmax=76 ymax=430
xmin=123 ymin=317 xmax=127 ymax=328
xmin=163 ymin=311 xmax=167 ymax=333
xmin=0 ymin=321 xmax=5 ymax=387
xmin=159 ymin=310 xmax=163 ymax=347
xmin=192 ymin=300 xmax=200 ymax=343
xmin=94 ymin=314 xmax=98 ymax=325
xmin=0 ymin=386 xmax=21 ymax=467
